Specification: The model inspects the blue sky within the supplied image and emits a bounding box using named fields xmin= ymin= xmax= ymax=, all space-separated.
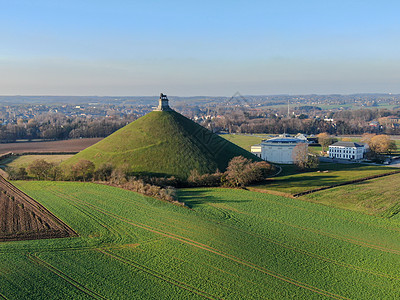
xmin=1 ymin=0 xmax=400 ymax=96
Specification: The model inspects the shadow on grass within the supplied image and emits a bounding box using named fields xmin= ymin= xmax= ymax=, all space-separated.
xmin=269 ymin=175 xmax=338 ymax=188
xmin=0 ymin=156 xmax=18 ymax=167
xmin=252 ymin=162 xmax=396 ymax=192
xmin=177 ymin=189 xmax=249 ymax=209
xmin=279 ymin=162 xmax=392 ymax=176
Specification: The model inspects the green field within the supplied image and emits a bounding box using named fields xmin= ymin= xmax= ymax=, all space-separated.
xmin=0 ymin=154 xmax=74 ymax=169
xmin=300 ymin=172 xmax=400 ymax=217
xmin=219 ymin=134 xmax=270 ymax=151
xmin=253 ymin=163 xmax=398 ymax=194
xmin=308 ymin=145 xmax=323 ymax=155
xmin=0 ymin=181 xmax=399 ymax=299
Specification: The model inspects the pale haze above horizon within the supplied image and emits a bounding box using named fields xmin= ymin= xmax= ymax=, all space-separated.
xmin=1 ymin=0 xmax=400 ymax=97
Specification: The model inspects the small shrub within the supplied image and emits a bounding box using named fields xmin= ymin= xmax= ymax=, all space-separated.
xmin=187 ymin=157 xmax=272 ymax=188
xmin=104 ymin=176 xmax=179 ymax=204
xmin=27 ymin=159 xmax=55 ymax=180
xmin=225 ymin=156 xmax=271 ymax=187
xmin=70 ymin=160 xmax=95 ymax=181
xmin=6 ymin=167 xmax=28 ymax=180
xmin=94 ymin=163 xmax=113 ymax=181
xmin=188 ymin=169 xmax=223 ymax=187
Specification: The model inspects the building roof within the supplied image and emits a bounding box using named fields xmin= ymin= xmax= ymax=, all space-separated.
xmin=330 ymin=141 xmax=364 ymax=148
xmin=295 ymin=133 xmax=308 ymax=140
xmin=262 ymin=136 xmax=304 ymax=144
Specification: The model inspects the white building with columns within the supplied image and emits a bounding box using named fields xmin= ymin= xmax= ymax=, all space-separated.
xmin=328 ymin=142 xmax=365 ymax=160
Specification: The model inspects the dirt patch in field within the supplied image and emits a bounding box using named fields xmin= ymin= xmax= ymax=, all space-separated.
xmin=0 ymin=138 xmax=102 ymax=155
xmin=0 ymin=176 xmax=77 ymax=242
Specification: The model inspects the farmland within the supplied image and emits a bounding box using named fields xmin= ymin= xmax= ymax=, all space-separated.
xmin=0 ymin=177 xmax=76 ymax=242
xmin=0 ymin=138 xmax=102 ymax=155
xmin=0 ymin=181 xmax=399 ymax=299
xmin=0 ymin=154 xmax=74 ymax=169
xmin=253 ymin=163 xmax=398 ymax=194
xmin=300 ymin=172 xmax=400 ymax=217
xmin=219 ymin=134 xmax=270 ymax=151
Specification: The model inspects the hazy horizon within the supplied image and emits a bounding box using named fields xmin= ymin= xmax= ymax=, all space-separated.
xmin=0 ymin=92 xmax=398 ymax=98
xmin=2 ymin=1 xmax=400 ymax=96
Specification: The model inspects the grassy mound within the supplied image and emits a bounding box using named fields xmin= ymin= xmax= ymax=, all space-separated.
xmin=64 ymin=110 xmax=262 ymax=179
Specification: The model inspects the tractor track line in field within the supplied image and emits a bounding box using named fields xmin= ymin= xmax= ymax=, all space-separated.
xmin=215 ymin=200 xmax=400 ymax=256
xmin=50 ymin=185 xmax=146 ymax=242
xmin=217 ymin=221 xmax=400 ymax=281
xmin=27 ymin=252 xmax=107 ymax=300
xmin=49 ymin=187 xmax=124 ymax=242
xmin=50 ymin=189 xmax=219 ymax=252
xmin=51 ymin=186 xmax=196 ymax=237
xmin=98 ymin=249 xmax=219 ymax=300
xmin=266 ymin=217 xmax=400 ymax=255
xmin=246 ymin=187 xmax=400 ymax=233
xmin=0 ymin=292 xmax=8 ymax=300
xmin=198 ymin=202 xmax=400 ymax=280
xmin=51 ymin=190 xmax=350 ymax=300
xmin=50 ymin=187 xmax=151 ymax=242
xmin=291 ymin=169 xmax=400 ymax=197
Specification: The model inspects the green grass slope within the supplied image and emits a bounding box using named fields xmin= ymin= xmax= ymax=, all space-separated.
xmin=2 ymin=181 xmax=400 ymax=299
xmin=254 ymin=163 xmax=397 ymax=194
xmin=64 ymin=110 xmax=261 ymax=179
xmin=300 ymin=172 xmax=400 ymax=217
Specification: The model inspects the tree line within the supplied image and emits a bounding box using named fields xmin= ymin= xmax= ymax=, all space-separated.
xmin=0 ymin=114 xmax=138 ymax=142
xmin=3 ymin=107 xmax=400 ymax=143
xmin=200 ymin=108 xmax=400 ymax=135
xmin=7 ymin=156 xmax=273 ymax=206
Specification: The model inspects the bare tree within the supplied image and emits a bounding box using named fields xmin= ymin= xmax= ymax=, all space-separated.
xmin=71 ymin=160 xmax=95 ymax=181
xmin=317 ymin=132 xmax=332 ymax=153
xmin=225 ymin=156 xmax=271 ymax=187
xmin=361 ymin=133 xmax=375 ymax=145
xmin=292 ymin=143 xmax=319 ymax=170
xmin=369 ymin=135 xmax=397 ymax=154
xmin=6 ymin=167 xmax=28 ymax=180
xmin=27 ymin=159 xmax=55 ymax=180
xmin=94 ymin=163 xmax=113 ymax=181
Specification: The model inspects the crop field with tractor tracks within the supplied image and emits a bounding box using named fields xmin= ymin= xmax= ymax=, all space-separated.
xmin=0 ymin=181 xmax=399 ymax=299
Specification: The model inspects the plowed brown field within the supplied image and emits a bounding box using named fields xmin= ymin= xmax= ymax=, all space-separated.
xmin=0 ymin=176 xmax=77 ymax=241
xmin=0 ymin=138 xmax=102 ymax=155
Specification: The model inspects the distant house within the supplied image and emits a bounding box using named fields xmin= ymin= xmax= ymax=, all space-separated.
xmin=328 ymin=142 xmax=365 ymax=160
xmin=369 ymin=120 xmax=379 ymax=128
xmin=295 ymin=133 xmax=308 ymax=141
xmin=295 ymin=133 xmax=318 ymax=144
xmin=251 ymin=134 xmax=307 ymax=164
xmin=378 ymin=116 xmax=400 ymax=128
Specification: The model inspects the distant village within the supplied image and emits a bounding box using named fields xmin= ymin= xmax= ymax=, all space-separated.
xmin=1 ymin=94 xmax=400 ymax=142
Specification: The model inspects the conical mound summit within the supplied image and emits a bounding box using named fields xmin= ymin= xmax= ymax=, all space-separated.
xmin=65 ymin=110 xmax=262 ymax=179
